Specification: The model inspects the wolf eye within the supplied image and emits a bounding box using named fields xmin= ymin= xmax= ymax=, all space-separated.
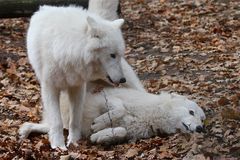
xmin=110 ymin=54 xmax=116 ymax=59
xmin=189 ymin=110 xmax=194 ymax=116
xmin=93 ymin=34 xmax=100 ymax=38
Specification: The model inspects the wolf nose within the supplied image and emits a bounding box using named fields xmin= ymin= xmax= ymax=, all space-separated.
xmin=196 ymin=126 xmax=203 ymax=133
xmin=119 ymin=78 xmax=126 ymax=83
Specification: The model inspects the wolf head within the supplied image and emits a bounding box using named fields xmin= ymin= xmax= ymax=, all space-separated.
xmin=155 ymin=93 xmax=206 ymax=134
xmin=150 ymin=93 xmax=206 ymax=135
xmin=84 ymin=16 xmax=126 ymax=84
xmin=170 ymin=96 xmax=206 ymax=133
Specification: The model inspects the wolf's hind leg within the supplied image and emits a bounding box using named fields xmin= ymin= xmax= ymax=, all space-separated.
xmin=91 ymin=97 xmax=125 ymax=132
xmin=41 ymin=83 xmax=66 ymax=150
xmin=67 ymin=83 xmax=87 ymax=146
xmin=90 ymin=127 xmax=127 ymax=144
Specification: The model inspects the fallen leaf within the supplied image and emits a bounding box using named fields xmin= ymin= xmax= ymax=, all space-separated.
xmin=125 ymin=148 xmax=139 ymax=158
xmin=218 ymin=97 xmax=230 ymax=106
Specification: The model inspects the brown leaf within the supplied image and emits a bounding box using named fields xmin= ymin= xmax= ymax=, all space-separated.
xmin=18 ymin=58 xmax=28 ymax=66
xmin=6 ymin=62 xmax=17 ymax=75
xmin=125 ymin=148 xmax=139 ymax=158
xmin=60 ymin=155 xmax=71 ymax=160
xmin=159 ymin=151 xmax=173 ymax=159
xmin=218 ymin=97 xmax=230 ymax=106
xmin=222 ymin=108 xmax=240 ymax=121
xmin=18 ymin=105 xmax=30 ymax=112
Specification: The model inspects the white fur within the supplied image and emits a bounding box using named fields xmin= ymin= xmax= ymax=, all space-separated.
xmin=88 ymin=0 xmax=119 ymax=20
xmin=26 ymin=5 xmax=131 ymax=149
xmin=19 ymin=88 xmax=206 ymax=145
xmin=87 ymin=0 xmax=145 ymax=91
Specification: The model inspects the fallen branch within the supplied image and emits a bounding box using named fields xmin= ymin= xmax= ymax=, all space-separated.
xmin=0 ymin=0 xmax=121 ymax=18
xmin=0 ymin=0 xmax=88 ymax=18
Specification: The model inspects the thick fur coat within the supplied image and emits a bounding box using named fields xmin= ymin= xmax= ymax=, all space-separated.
xmin=26 ymin=0 xmax=145 ymax=149
xmin=20 ymin=88 xmax=206 ymax=145
xmin=26 ymin=4 xmax=134 ymax=149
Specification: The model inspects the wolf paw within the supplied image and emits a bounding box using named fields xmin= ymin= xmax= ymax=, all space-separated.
xmin=90 ymin=132 xmax=100 ymax=143
xmin=67 ymin=128 xmax=81 ymax=147
xmin=90 ymin=127 xmax=127 ymax=144
xmin=90 ymin=131 xmax=109 ymax=144
xmin=91 ymin=121 xmax=106 ymax=133
xmin=50 ymin=143 xmax=67 ymax=150
xmin=49 ymin=130 xmax=66 ymax=150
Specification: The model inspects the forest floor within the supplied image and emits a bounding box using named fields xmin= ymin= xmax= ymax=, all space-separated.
xmin=0 ymin=0 xmax=240 ymax=159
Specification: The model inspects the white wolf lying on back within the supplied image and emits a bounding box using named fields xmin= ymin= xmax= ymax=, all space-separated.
xmin=26 ymin=4 xmax=144 ymax=149
xmin=20 ymin=88 xmax=206 ymax=144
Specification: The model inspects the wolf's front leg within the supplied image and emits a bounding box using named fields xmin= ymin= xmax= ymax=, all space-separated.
xmin=90 ymin=127 xmax=127 ymax=144
xmin=121 ymin=58 xmax=146 ymax=92
xmin=41 ymin=83 xmax=66 ymax=150
xmin=91 ymin=97 xmax=125 ymax=132
xmin=67 ymin=82 xmax=87 ymax=146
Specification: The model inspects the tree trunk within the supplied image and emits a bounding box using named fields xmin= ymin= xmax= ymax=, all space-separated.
xmin=0 ymin=0 xmax=89 ymax=18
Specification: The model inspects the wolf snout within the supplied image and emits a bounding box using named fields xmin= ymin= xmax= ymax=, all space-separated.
xmin=196 ymin=125 xmax=204 ymax=133
xmin=107 ymin=76 xmax=126 ymax=84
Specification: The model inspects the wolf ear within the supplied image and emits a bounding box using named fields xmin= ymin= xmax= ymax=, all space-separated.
xmin=87 ymin=16 xmax=101 ymax=38
xmin=87 ymin=16 xmax=98 ymax=29
xmin=112 ymin=19 xmax=124 ymax=28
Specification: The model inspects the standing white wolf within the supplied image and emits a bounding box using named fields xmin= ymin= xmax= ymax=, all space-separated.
xmin=26 ymin=4 xmax=145 ymax=149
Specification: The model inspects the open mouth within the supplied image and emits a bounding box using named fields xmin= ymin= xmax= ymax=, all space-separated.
xmin=182 ymin=122 xmax=191 ymax=132
xmin=182 ymin=123 xmax=194 ymax=133
xmin=107 ymin=75 xmax=119 ymax=86
xmin=107 ymin=75 xmax=113 ymax=83
xmin=182 ymin=122 xmax=189 ymax=131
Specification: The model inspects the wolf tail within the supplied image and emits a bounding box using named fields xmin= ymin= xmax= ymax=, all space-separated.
xmin=19 ymin=91 xmax=70 ymax=139
xmin=19 ymin=122 xmax=49 ymax=139
xmin=88 ymin=0 xmax=120 ymax=20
